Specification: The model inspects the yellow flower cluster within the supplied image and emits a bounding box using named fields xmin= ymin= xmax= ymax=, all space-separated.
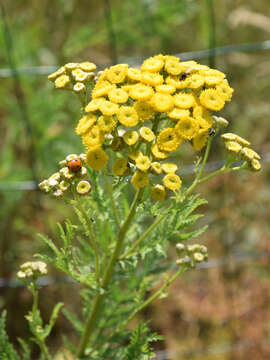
xmin=49 ymin=55 xmax=234 ymax=201
xmin=221 ymin=133 xmax=261 ymax=171
xmin=48 ymin=62 xmax=96 ymax=93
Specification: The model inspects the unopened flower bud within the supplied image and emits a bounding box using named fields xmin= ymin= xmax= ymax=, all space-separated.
xmin=212 ymin=115 xmax=229 ymax=128
xmin=76 ymin=180 xmax=91 ymax=195
xmin=59 ymin=159 xmax=67 ymax=168
xmin=48 ymin=172 xmax=61 ymax=187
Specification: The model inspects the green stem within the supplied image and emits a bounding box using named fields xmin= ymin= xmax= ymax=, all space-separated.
xmin=104 ymin=172 xmax=121 ymax=230
xmin=120 ymin=212 xmax=170 ymax=259
xmin=75 ymin=196 xmax=100 ymax=282
xmin=76 ymin=189 xmax=144 ymax=358
xmin=123 ymin=266 xmax=186 ymax=327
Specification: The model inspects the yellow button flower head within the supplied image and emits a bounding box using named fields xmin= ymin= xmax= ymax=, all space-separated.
xmin=168 ymin=108 xmax=190 ymax=121
xmin=221 ymin=133 xmax=250 ymax=147
xmin=85 ymin=98 xmax=106 ymax=112
xmin=134 ymin=101 xmax=154 ymax=121
xmin=161 ymin=163 xmax=178 ymax=174
xmin=162 ymin=173 xmax=182 ymax=191
xmin=241 ymin=147 xmax=260 ymax=161
xmin=193 ymin=106 xmax=213 ymax=128
xmin=151 ymin=93 xmax=174 ymax=112
xmin=156 ymin=84 xmax=176 ymax=94
xmin=73 ymin=82 xmax=85 ymax=93
xmin=250 ymin=159 xmax=261 ymax=171
xmin=199 ymin=89 xmax=225 ymax=111
xmin=192 ymin=129 xmax=209 ymax=151
xmin=113 ymin=158 xmax=129 ymax=176
xmin=224 ymin=141 xmax=242 ymax=154
xmin=204 ymin=75 xmax=223 ymax=86
xmin=139 ymin=127 xmax=155 ymax=142
xmin=151 ymin=184 xmax=166 ymax=201
xmin=187 ymin=74 xmax=205 ymax=89
xmin=79 ymin=61 xmax=96 ymax=72
xmin=48 ymin=66 xmax=65 ymax=81
xmin=175 ymin=117 xmax=199 ymax=140
xmin=76 ymin=180 xmax=92 ymax=195
xmin=129 ymin=83 xmax=154 ymax=101
xmin=165 ymin=58 xmax=184 ymax=75
xmin=141 ymin=72 xmax=163 ymax=87
xmin=174 ymin=93 xmax=196 ymax=109
xmin=157 ymin=128 xmax=183 ymax=152
xmin=151 ymin=162 xmax=162 ymax=175
xmin=117 ymin=106 xmax=139 ymax=127
xmin=55 ymin=74 xmax=70 ymax=88
xmin=108 ymin=88 xmax=129 ymax=104
xmin=76 ymin=114 xmax=96 ymax=135
xmin=107 ymin=64 xmax=128 ymax=83
xmin=131 ymin=171 xmax=149 ymax=189
xmin=127 ymin=68 xmax=142 ymax=81
xmin=82 ymin=125 xmax=104 ymax=148
xmin=100 ymin=100 xmax=119 ymax=116
xmin=97 ymin=115 xmax=116 ymax=133
xmin=86 ymin=147 xmax=108 ymax=170
xmin=128 ymin=150 xmax=142 ymax=163
xmin=135 ymin=154 xmax=151 ymax=172
xmin=92 ymin=81 xmax=116 ymax=98
xmin=141 ymin=56 xmax=164 ymax=73
xmin=216 ymin=80 xmax=234 ymax=102
xmin=151 ymin=144 xmax=170 ymax=160
xmin=123 ymin=131 xmax=139 ymax=146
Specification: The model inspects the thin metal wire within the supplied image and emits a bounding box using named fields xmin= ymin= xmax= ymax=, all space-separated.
xmin=0 ymin=153 xmax=268 ymax=191
xmin=1 ymin=40 xmax=270 ymax=78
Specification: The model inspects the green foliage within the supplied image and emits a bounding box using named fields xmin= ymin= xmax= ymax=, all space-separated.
xmin=0 ymin=311 xmax=19 ymax=360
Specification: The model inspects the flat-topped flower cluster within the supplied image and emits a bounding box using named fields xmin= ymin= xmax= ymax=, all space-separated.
xmin=49 ymin=54 xmax=235 ymax=200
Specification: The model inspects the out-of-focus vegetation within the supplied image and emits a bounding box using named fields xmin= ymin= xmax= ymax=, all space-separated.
xmin=0 ymin=0 xmax=269 ymax=358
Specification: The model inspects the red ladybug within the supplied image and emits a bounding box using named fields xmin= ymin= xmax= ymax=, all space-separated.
xmin=68 ymin=158 xmax=82 ymax=173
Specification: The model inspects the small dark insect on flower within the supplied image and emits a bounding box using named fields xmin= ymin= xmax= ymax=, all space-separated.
xmin=208 ymin=128 xmax=216 ymax=136
xmin=180 ymin=72 xmax=187 ymax=81
xmin=68 ymin=158 xmax=82 ymax=172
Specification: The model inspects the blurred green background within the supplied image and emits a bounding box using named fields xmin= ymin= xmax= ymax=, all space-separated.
xmin=0 ymin=0 xmax=270 ymax=358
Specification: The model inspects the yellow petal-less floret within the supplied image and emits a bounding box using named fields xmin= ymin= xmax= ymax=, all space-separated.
xmin=151 ymin=184 xmax=166 ymax=201
xmin=156 ymin=84 xmax=176 ymax=94
xmin=127 ymin=68 xmax=142 ymax=81
xmin=92 ymin=81 xmax=116 ymax=98
xmin=175 ymin=117 xmax=199 ymax=140
xmin=151 ymin=93 xmax=174 ymax=112
xmin=157 ymin=128 xmax=183 ymax=152
xmin=129 ymin=83 xmax=154 ymax=101
xmin=97 ymin=115 xmax=116 ymax=133
xmin=162 ymin=173 xmax=182 ymax=191
xmin=174 ymin=93 xmax=196 ymax=109
xmin=108 ymin=88 xmax=129 ymax=104
xmin=117 ymin=106 xmax=139 ymax=127
xmin=141 ymin=72 xmax=163 ymax=87
xmin=128 ymin=150 xmax=142 ymax=163
xmin=131 ymin=171 xmax=149 ymax=189
xmin=151 ymin=144 xmax=170 ymax=160
xmin=161 ymin=163 xmax=178 ymax=174
xmin=165 ymin=58 xmax=185 ymax=76
xmin=135 ymin=154 xmax=151 ymax=172
xmin=100 ymin=101 xmax=119 ymax=116
xmin=134 ymin=101 xmax=154 ymax=121
xmin=187 ymin=74 xmax=205 ymax=89
xmin=76 ymin=114 xmax=96 ymax=135
xmin=55 ymin=75 xmax=70 ymax=88
xmin=141 ymin=56 xmax=164 ymax=73
xmin=139 ymin=127 xmax=155 ymax=142
xmin=216 ymin=80 xmax=234 ymax=102
xmin=82 ymin=125 xmax=105 ymax=148
xmin=151 ymin=162 xmax=163 ymax=175
xmin=123 ymin=131 xmax=139 ymax=146
xmin=78 ymin=61 xmax=96 ymax=72
xmin=86 ymin=147 xmax=108 ymax=170
xmin=168 ymin=108 xmax=190 ymax=121
xmin=199 ymin=89 xmax=225 ymax=111
xmin=48 ymin=66 xmax=65 ymax=81
xmin=192 ymin=129 xmax=209 ymax=151
xmin=224 ymin=141 xmax=242 ymax=154
xmin=107 ymin=64 xmax=128 ymax=83
xmin=113 ymin=158 xmax=129 ymax=176
xmin=85 ymin=98 xmax=106 ymax=112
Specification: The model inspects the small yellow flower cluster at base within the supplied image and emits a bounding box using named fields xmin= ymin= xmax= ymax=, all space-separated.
xmin=221 ymin=133 xmax=261 ymax=171
xmin=38 ymin=153 xmax=92 ymax=197
xmin=176 ymin=243 xmax=208 ymax=269
xmin=48 ymin=54 xmax=237 ymax=201
xmin=48 ymin=62 xmax=96 ymax=93
xmin=17 ymin=261 xmax=47 ymax=280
